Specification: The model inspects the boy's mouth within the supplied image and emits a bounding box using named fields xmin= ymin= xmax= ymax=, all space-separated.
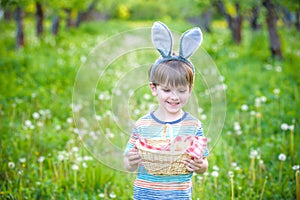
xmin=167 ymin=101 xmax=180 ymax=106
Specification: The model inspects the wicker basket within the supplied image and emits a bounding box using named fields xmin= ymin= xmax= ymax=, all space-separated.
xmin=135 ymin=124 xmax=191 ymax=175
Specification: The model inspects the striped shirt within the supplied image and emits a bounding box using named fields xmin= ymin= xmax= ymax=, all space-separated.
xmin=125 ymin=112 xmax=208 ymax=200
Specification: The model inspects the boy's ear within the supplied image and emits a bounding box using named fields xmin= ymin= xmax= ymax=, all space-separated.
xmin=149 ymin=83 xmax=158 ymax=96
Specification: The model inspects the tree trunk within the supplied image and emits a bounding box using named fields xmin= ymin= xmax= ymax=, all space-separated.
xmin=75 ymin=11 xmax=84 ymax=27
xmin=250 ymin=6 xmax=261 ymax=30
xmin=201 ymin=9 xmax=212 ymax=32
xmin=215 ymin=0 xmax=242 ymax=44
xmin=263 ymin=0 xmax=283 ymax=59
xmin=36 ymin=2 xmax=44 ymax=36
xmin=51 ymin=15 xmax=60 ymax=35
xmin=75 ymin=0 xmax=98 ymax=27
xmin=296 ymin=9 xmax=300 ymax=31
xmin=15 ymin=6 xmax=25 ymax=49
xmin=4 ymin=9 xmax=12 ymax=21
xmin=282 ymin=7 xmax=293 ymax=28
xmin=65 ymin=9 xmax=73 ymax=28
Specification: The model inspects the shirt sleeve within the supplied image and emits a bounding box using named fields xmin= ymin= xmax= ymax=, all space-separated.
xmin=124 ymin=125 xmax=139 ymax=155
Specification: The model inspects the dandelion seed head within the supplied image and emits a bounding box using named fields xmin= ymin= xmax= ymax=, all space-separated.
xmin=265 ymin=64 xmax=272 ymax=70
xmin=226 ymin=131 xmax=232 ymax=135
xmin=67 ymin=117 xmax=73 ymax=124
xmin=25 ymin=120 xmax=32 ymax=127
xmin=55 ymin=125 xmax=61 ymax=130
xmin=32 ymin=112 xmax=40 ymax=119
xmin=241 ymin=104 xmax=248 ymax=111
xmin=99 ymin=193 xmax=105 ymax=198
xmin=95 ymin=115 xmax=102 ymax=121
xmin=260 ymin=96 xmax=267 ymax=103
xmin=76 ymin=157 xmax=83 ymax=162
xmin=72 ymin=147 xmax=79 ymax=152
xmin=288 ymin=125 xmax=294 ymax=131
xmin=82 ymin=162 xmax=88 ymax=168
xmin=134 ymin=109 xmax=141 ymax=115
xmin=58 ymin=154 xmax=64 ymax=161
xmin=250 ymin=150 xmax=258 ymax=158
xmin=200 ymin=114 xmax=207 ymax=121
xmin=234 ymin=166 xmax=241 ymax=171
xmin=228 ymin=171 xmax=234 ymax=178
xmin=8 ymin=162 xmax=15 ymax=169
xmin=71 ymin=164 xmax=79 ymax=171
xmin=233 ymin=122 xmax=241 ymax=131
xmin=273 ymin=88 xmax=280 ymax=95
xmin=292 ymin=165 xmax=300 ymax=170
xmin=278 ymin=153 xmax=286 ymax=161
xmin=109 ymin=192 xmax=116 ymax=199
xmin=71 ymin=103 xmax=83 ymax=112
xmin=19 ymin=158 xmax=26 ymax=163
xmin=255 ymin=98 xmax=261 ymax=107
xmin=84 ymin=156 xmax=93 ymax=161
xmin=259 ymin=159 xmax=264 ymax=165
xmin=38 ymin=156 xmax=45 ymax=163
xmin=197 ymin=107 xmax=203 ymax=114
xmin=98 ymin=91 xmax=111 ymax=101
xmin=37 ymin=121 xmax=44 ymax=127
xmin=31 ymin=93 xmax=37 ymax=98
xmin=231 ymin=162 xmax=237 ymax=167
xmin=275 ymin=66 xmax=282 ymax=72
xmin=211 ymin=171 xmax=219 ymax=177
xmin=281 ymin=123 xmax=289 ymax=131
xmin=212 ymin=165 xmax=219 ymax=171
xmin=219 ymin=75 xmax=225 ymax=82
xmin=143 ymin=93 xmax=151 ymax=100
xmin=203 ymin=172 xmax=209 ymax=177
xmin=236 ymin=130 xmax=242 ymax=135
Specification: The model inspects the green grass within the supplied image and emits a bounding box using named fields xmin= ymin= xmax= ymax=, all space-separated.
xmin=0 ymin=18 xmax=299 ymax=199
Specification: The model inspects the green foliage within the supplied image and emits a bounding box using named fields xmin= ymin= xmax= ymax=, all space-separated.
xmin=0 ymin=17 xmax=299 ymax=199
xmin=129 ymin=0 xmax=167 ymax=20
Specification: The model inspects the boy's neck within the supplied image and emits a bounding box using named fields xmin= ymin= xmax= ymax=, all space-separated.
xmin=153 ymin=108 xmax=184 ymax=122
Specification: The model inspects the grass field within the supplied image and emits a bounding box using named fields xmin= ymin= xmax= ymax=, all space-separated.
xmin=0 ymin=19 xmax=299 ymax=199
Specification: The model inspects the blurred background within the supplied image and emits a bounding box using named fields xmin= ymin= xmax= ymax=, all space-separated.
xmin=0 ymin=0 xmax=299 ymax=199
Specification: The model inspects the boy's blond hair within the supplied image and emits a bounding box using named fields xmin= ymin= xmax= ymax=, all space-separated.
xmin=149 ymin=60 xmax=194 ymax=90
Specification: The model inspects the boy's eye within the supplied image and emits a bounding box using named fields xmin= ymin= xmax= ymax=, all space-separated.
xmin=162 ymin=89 xmax=171 ymax=92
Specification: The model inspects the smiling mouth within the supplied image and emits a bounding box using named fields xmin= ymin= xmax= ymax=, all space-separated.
xmin=168 ymin=101 xmax=180 ymax=106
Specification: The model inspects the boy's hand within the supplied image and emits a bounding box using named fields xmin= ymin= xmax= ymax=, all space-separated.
xmin=124 ymin=148 xmax=142 ymax=171
xmin=184 ymin=157 xmax=208 ymax=174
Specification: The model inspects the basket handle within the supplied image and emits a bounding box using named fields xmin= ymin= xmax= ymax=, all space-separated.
xmin=162 ymin=124 xmax=173 ymax=140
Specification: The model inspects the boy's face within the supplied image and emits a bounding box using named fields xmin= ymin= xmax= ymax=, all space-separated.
xmin=150 ymin=83 xmax=192 ymax=115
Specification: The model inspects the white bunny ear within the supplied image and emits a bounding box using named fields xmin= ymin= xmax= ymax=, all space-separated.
xmin=151 ymin=21 xmax=173 ymax=57
xmin=179 ymin=27 xmax=202 ymax=59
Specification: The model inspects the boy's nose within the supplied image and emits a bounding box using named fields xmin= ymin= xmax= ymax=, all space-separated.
xmin=170 ymin=90 xmax=179 ymax=99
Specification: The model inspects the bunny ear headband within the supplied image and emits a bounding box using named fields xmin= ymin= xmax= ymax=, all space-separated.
xmin=150 ymin=21 xmax=203 ymax=82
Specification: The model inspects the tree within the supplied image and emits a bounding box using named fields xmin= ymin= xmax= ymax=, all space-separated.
xmin=35 ymin=1 xmax=44 ymax=36
xmin=186 ymin=1 xmax=213 ymax=32
xmin=283 ymin=0 xmax=300 ymax=31
xmin=214 ymin=0 xmax=243 ymax=44
xmin=1 ymin=0 xmax=28 ymax=48
xmin=250 ymin=5 xmax=262 ymax=30
xmin=262 ymin=0 xmax=282 ymax=59
xmin=75 ymin=0 xmax=99 ymax=27
xmin=15 ymin=6 xmax=25 ymax=48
